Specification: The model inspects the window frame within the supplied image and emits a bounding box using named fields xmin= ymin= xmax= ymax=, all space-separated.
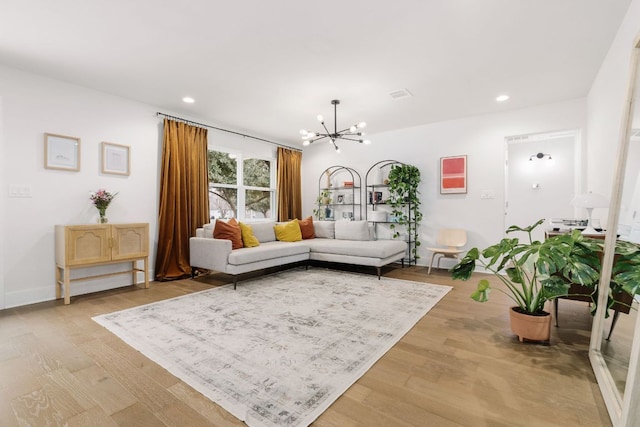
xmin=208 ymin=147 xmax=276 ymax=221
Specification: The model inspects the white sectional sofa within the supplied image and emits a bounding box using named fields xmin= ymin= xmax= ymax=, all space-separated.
xmin=189 ymin=220 xmax=408 ymax=288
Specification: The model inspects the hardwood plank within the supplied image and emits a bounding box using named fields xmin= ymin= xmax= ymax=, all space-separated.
xmin=66 ymin=405 xmax=119 ymax=427
xmin=72 ymin=365 xmax=138 ymax=415
xmin=111 ymin=402 xmax=167 ymax=427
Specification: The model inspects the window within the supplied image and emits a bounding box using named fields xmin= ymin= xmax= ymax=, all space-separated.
xmin=208 ymin=149 xmax=275 ymax=220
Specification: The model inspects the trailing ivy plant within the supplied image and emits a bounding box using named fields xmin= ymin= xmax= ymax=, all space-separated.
xmin=387 ymin=164 xmax=423 ymax=259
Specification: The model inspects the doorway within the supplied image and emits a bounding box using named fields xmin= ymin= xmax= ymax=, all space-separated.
xmin=505 ymin=130 xmax=581 ymax=242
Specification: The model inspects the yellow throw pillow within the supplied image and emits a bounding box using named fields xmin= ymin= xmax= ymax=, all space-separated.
xmin=274 ymin=220 xmax=302 ymax=242
xmin=239 ymin=222 xmax=260 ymax=248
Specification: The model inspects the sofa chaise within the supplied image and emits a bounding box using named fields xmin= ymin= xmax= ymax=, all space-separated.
xmin=189 ymin=219 xmax=408 ymax=288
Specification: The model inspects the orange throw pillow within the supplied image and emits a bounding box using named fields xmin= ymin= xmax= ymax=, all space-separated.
xmin=298 ymin=216 xmax=315 ymax=239
xmin=213 ymin=218 xmax=243 ymax=250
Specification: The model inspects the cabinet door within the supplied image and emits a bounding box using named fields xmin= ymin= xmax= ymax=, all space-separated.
xmin=111 ymin=223 xmax=149 ymax=260
xmin=66 ymin=225 xmax=111 ymax=266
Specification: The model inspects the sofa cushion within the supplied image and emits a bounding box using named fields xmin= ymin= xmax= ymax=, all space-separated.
xmin=314 ymin=221 xmax=335 ymax=239
xmin=335 ymin=220 xmax=371 ymax=241
xmin=239 ymin=222 xmax=260 ymax=248
xmin=305 ymin=238 xmax=407 ymax=259
xmin=274 ymin=220 xmax=302 ymax=242
xmin=213 ymin=218 xmax=243 ymax=250
xmin=298 ymin=216 xmax=315 ymax=239
xmin=228 ymin=241 xmax=309 ymax=265
xmin=250 ymin=221 xmax=277 ymax=243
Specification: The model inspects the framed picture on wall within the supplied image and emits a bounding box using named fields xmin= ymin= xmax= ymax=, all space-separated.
xmin=44 ymin=133 xmax=81 ymax=171
xmin=102 ymin=142 xmax=130 ymax=176
xmin=440 ymin=155 xmax=467 ymax=194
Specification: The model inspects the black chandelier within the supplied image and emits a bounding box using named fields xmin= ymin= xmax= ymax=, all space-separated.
xmin=300 ymin=99 xmax=371 ymax=153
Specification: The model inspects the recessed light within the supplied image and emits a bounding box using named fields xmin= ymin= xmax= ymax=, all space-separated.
xmin=496 ymin=94 xmax=509 ymax=102
xmin=182 ymin=97 xmax=195 ymax=104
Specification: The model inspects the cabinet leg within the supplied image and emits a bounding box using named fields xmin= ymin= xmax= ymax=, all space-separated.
xmin=55 ymin=266 xmax=62 ymax=300
xmin=64 ymin=268 xmax=71 ymax=305
xmin=131 ymin=261 xmax=137 ymax=286
xmin=143 ymin=257 xmax=149 ymax=288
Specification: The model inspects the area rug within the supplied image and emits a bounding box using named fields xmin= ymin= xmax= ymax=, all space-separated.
xmin=93 ymin=268 xmax=451 ymax=427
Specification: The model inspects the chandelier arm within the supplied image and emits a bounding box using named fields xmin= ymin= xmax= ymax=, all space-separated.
xmin=336 ymin=136 xmax=364 ymax=143
xmin=308 ymin=135 xmax=330 ymax=144
xmin=320 ymin=121 xmax=332 ymax=136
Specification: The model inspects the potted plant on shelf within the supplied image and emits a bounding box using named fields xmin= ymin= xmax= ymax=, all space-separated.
xmin=313 ymin=189 xmax=332 ymax=220
xmin=451 ymin=219 xmax=604 ymax=343
xmin=387 ymin=164 xmax=423 ymax=259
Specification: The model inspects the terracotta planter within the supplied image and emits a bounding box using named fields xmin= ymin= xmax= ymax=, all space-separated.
xmin=509 ymin=307 xmax=551 ymax=343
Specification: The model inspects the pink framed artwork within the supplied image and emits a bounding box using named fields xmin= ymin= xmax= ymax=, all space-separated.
xmin=440 ymin=155 xmax=467 ymax=194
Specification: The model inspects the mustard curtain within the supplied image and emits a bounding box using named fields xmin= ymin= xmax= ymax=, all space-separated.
xmin=155 ymin=118 xmax=210 ymax=280
xmin=277 ymin=147 xmax=302 ymax=221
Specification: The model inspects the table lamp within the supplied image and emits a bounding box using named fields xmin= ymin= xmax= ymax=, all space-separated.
xmin=571 ymin=192 xmax=609 ymax=234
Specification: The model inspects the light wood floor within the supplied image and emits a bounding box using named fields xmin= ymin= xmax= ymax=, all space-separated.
xmin=0 ymin=265 xmax=614 ymax=426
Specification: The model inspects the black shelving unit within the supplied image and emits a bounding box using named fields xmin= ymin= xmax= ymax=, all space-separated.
xmin=365 ymin=160 xmax=418 ymax=265
xmin=316 ymin=166 xmax=362 ymax=221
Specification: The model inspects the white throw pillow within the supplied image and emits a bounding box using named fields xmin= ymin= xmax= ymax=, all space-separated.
xmin=314 ymin=221 xmax=335 ymax=239
xmin=249 ymin=221 xmax=277 ymax=242
xmin=335 ymin=220 xmax=371 ymax=241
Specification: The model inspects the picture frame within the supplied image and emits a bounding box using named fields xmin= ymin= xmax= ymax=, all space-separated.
xmin=102 ymin=142 xmax=130 ymax=176
xmin=337 ymin=194 xmax=344 ymax=204
xmin=440 ymin=155 xmax=467 ymax=194
xmin=44 ymin=133 xmax=81 ymax=171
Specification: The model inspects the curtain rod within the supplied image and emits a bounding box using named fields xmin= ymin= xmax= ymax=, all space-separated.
xmin=156 ymin=112 xmax=302 ymax=152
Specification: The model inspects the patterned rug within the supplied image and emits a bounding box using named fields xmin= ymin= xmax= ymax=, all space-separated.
xmin=93 ymin=267 xmax=451 ymax=427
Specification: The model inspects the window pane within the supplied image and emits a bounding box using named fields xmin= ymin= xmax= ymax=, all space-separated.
xmin=245 ymin=190 xmax=271 ymax=219
xmin=243 ymin=158 xmax=270 ymax=187
xmin=209 ymin=187 xmax=237 ymax=220
xmin=208 ymin=150 xmax=237 ymax=185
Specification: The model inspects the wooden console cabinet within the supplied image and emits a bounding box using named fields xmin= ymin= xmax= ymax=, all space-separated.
xmin=55 ymin=223 xmax=149 ymax=304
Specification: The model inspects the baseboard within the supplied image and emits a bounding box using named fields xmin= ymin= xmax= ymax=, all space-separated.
xmin=4 ymin=269 xmax=155 ymax=309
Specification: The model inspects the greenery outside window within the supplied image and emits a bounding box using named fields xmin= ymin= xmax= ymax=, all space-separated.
xmin=208 ymin=149 xmax=275 ymax=220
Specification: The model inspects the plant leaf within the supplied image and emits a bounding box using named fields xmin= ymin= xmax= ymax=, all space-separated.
xmin=470 ymin=279 xmax=491 ymax=302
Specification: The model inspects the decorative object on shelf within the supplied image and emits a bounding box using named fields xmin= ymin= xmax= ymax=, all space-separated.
xmin=101 ymin=142 xmax=131 ymax=176
xmin=90 ymin=188 xmax=118 ymax=223
xmin=387 ymin=164 xmax=423 ymax=259
xmin=300 ymin=100 xmax=371 ymax=153
xmin=316 ymin=166 xmax=362 ymax=220
xmin=440 ymin=155 xmax=467 ymax=194
xmin=44 ymin=133 xmax=81 ymax=172
xmin=571 ymin=191 xmax=609 ymax=234
xmin=529 ymin=152 xmax=552 ymax=161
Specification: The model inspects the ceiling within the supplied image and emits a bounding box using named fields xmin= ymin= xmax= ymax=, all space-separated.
xmin=0 ymin=0 xmax=632 ymax=146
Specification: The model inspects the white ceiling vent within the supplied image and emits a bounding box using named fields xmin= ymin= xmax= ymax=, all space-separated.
xmin=389 ymin=88 xmax=413 ymax=100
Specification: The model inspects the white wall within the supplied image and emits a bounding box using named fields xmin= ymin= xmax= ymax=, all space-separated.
xmin=0 ymin=96 xmax=5 ymax=309
xmin=0 ymin=65 xmax=162 ymax=308
xmin=302 ymin=99 xmax=587 ymax=266
xmin=587 ymin=0 xmax=640 ymax=202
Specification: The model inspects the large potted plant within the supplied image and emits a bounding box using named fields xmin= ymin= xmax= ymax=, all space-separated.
xmin=387 ymin=164 xmax=423 ymax=260
xmin=451 ymin=219 xmax=604 ymax=343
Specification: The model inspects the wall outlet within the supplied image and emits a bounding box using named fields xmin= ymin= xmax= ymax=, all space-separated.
xmin=9 ymin=184 xmax=32 ymax=198
xmin=480 ymin=190 xmax=495 ymax=199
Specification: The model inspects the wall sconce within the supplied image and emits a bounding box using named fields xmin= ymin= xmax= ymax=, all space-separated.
xmin=529 ymin=152 xmax=552 ymax=161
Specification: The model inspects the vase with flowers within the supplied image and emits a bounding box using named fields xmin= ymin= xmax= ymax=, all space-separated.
xmin=90 ymin=189 xmax=118 ymax=223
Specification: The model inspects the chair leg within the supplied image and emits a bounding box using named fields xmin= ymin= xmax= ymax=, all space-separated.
xmin=606 ymin=310 xmax=621 ymax=341
xmin=233 ymin=277 xmax=237 ymax=290
xmin=554 ymin=299 xmax=559 ymax=327
xmin=376 ymin=267 xmax=381 ymax=280
xmin=428 ymin=252 xmax=438 ymax=274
